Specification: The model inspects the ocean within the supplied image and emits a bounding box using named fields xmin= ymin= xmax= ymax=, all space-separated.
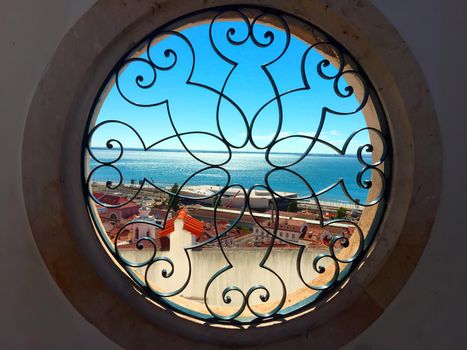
xmin=88 ymin=148 xmax=372 ymax=203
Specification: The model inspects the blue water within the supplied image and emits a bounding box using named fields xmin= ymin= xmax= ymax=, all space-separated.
xmin=88 ymin=148 xmax=372 ymax=203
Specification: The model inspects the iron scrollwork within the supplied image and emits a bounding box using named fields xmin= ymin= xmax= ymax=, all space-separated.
xmin=83 ymin=6 xmax=390 ymax=324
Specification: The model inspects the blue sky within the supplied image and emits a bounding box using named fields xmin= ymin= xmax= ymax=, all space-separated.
xmin=91 ymin=22 xmax=370 ymax=155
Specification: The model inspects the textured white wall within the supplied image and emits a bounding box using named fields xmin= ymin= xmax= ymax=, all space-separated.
xmin=0 ymin=1 xmax=119 ymax=349
xmin=0 ymin=0 xmax=465 ymax=349
xmin=346 ymin=1 xmax=467 ymax=349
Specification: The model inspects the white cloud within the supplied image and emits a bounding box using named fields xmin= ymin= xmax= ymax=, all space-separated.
xmin=248 ymin=131 xmax=292 ymax=141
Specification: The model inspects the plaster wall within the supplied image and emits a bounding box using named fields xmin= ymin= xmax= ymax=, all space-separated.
xmin=0 ymin=0 xmax=465 ymax=349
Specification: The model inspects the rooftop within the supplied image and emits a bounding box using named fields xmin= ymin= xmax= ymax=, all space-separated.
xmin=159 ymin=209 xmax=204 ymax=237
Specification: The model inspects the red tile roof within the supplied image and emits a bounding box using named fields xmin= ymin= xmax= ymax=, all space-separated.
xmin=93 ymin=192 xmax=140 ymax=209
xmin=159 ymin=209 xmax=204 ymax=237
xmin=263 ymin=218 xmax=306 ymax=232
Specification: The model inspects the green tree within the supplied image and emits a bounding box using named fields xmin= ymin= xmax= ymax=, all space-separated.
xmin=336 ymin=207 xmax=347 ymax=219
xmin=169 ymin=182 xmax=180 ymax=211
xmin=287 ymin=200 xmax=298 ymax=212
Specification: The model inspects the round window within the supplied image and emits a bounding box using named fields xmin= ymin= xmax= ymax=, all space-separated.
xmin=83 ymin=6 xmax=390 ymax=324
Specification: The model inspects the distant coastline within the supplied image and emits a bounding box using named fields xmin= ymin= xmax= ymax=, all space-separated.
xmin=91 ymin=147 xmax=369 ymax=158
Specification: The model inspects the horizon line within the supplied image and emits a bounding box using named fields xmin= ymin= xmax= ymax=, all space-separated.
xmin=90 ymin=146 xmax=370 ymax=157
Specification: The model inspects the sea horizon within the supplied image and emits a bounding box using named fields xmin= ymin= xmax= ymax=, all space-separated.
xmin=90 ymin=146 xmax=370 ymax=158
xmin=88 ymin=147 xmax=372 ymax=203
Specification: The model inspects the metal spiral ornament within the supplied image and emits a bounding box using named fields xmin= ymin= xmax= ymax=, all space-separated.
xmin=82 ymin=6 xmax=391 ymax=324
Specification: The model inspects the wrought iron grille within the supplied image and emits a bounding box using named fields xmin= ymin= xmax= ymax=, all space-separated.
xmin=82 ymin=6 xmax=390 ymax=324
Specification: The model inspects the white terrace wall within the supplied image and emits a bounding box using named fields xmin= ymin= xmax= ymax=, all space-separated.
xmin=1 ymin=0 xmax=466 ymax=349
